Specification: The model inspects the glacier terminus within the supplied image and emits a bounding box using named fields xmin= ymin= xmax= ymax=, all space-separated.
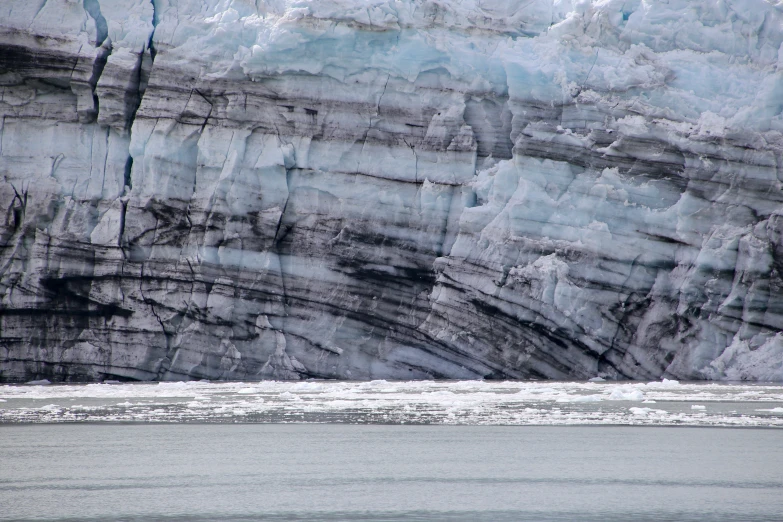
xmin=1 ymin=0 xmax=783 ymax=382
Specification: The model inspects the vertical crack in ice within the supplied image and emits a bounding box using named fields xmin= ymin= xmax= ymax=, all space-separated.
xmin=376 ymin=73 xmax=390 ymax=118
xmin=123 ymin=52 xmax=146 ymax=132
xmin=573 ymin=49 xmax=599 ymax=103
xmin=115 ymin=0 xmax=157 ymax=265
xmin=139 ymin=262 xmax=175 ymax=379
xmin=99 ymin=127 xmax=109 ymax=196
xmin=148 ymin=0 xmax=159 ymax=61
xmin=275 ymin=168 xmax=292 ymax=311
xmin=606 ymin=254 xmax=642 ymax=358
xmin=49 ymin=154 xmax=65 ymax=180
xmin=123 ymin=155 xmax=133 ymax=191
xmin=82 ymin=0 xmax=108 ymax=47
xmin=28 ymin=0 xmax=49 ymax=30
xmin=270 ymin=131 xmax=294 ymax=332
xmin=0 ymin=180 xmax=30 ymax=281
xmin=403 ymin=138 xmax=418 ymax=182
xmin=8 ymin=183 xmax=27 ymax=233
xmin=118 ymin=200 xmax=127 ymax=252
xmin=193 ymin=89 xmax=214 ymax=134
xmin=183 ymin=258 xmax=196 ymax=318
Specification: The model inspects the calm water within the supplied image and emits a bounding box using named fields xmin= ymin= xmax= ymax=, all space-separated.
xmin=2 ymin=424 xmax=782 ymax=521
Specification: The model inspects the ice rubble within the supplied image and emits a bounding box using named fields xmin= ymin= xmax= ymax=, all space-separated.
xmin=1 ymin=0 xmax=783 ymax=382
xmin=2 ymin=379 xmax=783 ymax=426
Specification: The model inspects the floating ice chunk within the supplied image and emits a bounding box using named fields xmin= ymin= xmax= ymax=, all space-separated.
xmin=236 ymin=387 xmax=260 ymax=394
xmin=556 ymin=394 xmax=603 ymax=403
xmin=644 ymin=379 xmax=681 ymax=388
xmin=523 ymin=387 xmax=558 ymax=395
xmin=451 ymin=380 xmax=489 ymax=390
xmin=0 ymin=381 xmax=781 ymax=426
xmin=609 ymin=386 xmax=645 ymax=401
xmin=588 ymin=377 xmax=605 ymax=382
xmin=25 ymin=379 xmax=51 ymax=385
xmin=289 ymin=382 xmax=324 ymax=392
xmin=691 ymin=405 xmax=706 ymax=410
xmin=356 ymin=380 xmax=392 ymax=391
xmin=630 ymin=407 xmax=666 ymax=416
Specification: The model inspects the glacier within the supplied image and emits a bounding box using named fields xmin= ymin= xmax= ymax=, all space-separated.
xmin=1 ymin=0 xmax=783 ymax=382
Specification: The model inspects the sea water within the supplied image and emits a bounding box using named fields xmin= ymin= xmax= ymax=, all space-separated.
xmin=2 ymin=380 xmax=783 ymax=521
xmin=1 ymin=424 xmax=782 ymax=521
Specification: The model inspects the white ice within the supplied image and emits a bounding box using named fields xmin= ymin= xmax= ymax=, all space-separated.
xmin=2 ymin=380 xmax=782 ymax=427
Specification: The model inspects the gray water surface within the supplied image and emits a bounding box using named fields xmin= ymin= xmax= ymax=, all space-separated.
xmin=2 ymin=424 xmax=782 ymax=521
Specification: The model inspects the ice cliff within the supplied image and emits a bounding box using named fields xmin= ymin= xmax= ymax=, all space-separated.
xmin=1 ymin=0 xmax=783 ymax=382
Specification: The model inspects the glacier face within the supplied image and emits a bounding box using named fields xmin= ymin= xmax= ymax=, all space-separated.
xmin=1 ymin=0 xmax=783 ymax=382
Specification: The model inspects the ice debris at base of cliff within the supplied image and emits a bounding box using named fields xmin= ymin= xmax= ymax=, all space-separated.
xmin=1 ymin=0 xmax=783 ymax=382
xmin=2 ymin=379 xmax=783 ymax=426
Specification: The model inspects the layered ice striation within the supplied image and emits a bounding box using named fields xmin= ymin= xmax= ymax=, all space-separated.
xmin=1 ymin=0 xmax=783 ymax=382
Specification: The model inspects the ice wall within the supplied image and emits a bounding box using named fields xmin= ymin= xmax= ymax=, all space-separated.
xmin=1 ymin=0 xmax=783 ymax=382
